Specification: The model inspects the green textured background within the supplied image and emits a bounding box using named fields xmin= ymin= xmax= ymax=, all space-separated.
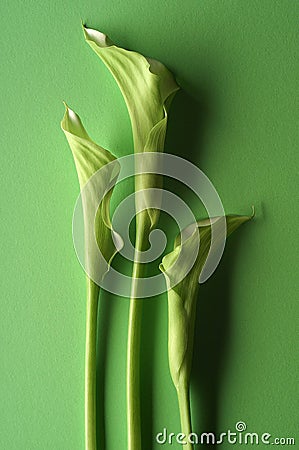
xmin=0 ymin=1 xmax=298 ymax=449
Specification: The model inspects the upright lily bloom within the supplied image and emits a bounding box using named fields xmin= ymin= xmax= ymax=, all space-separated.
xmin=61 ymin=105 xmax=120 ymax=450
xmin=83 ymin=25 xmax=180 ymax=450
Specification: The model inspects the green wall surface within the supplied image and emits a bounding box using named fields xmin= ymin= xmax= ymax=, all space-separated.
xmin=0 ymin=1 xmax=298 ymax=449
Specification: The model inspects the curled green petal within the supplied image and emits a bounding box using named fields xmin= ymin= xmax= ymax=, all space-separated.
xmin=159 ymin=212 xmax=253 ymax=448
xmin=83 ymin=25 xmax=179 ymax=229
xmin=82 ymin=25 xmax=179 ymax=153
xmin=61 ymin=104 xmax=121 ymax=279
xmin=61 ymin=102 xmax=116 ymax=186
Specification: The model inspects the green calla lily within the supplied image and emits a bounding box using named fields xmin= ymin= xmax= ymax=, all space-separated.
xmin=61 ymin=104 xmax=120 ymax=279
xmin=61 ymin=104 xmax=120 ymax=450
xmin=83 ymin=24 xmax=179 ymax=230
xmin=160 ymin=213 xmax=253 ymax=449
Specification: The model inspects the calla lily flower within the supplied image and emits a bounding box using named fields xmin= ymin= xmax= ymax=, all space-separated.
xmin=61 ymin=104 xmax=121 ymax=281
xmin=61 ymin=104 xmax=121 ymax=450
xmin=160 ymin=213 xmax=253 ymax=449
xmin=83 ymin=25 xmax=180 ymax=229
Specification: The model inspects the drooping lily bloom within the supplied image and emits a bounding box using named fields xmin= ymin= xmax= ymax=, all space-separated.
xmin=160 ymin=213 xmax=253 ymax=449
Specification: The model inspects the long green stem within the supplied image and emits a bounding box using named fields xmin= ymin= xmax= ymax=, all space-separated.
xmin=177 ymin=386 xmax=193 ymax=450
xmin=127 ymin=272 xmax=143 ymax=450
xmin=85 ymin=279 xmax=100 ymax=450
xmin=127 ymin=211 xmax=150 ymax=450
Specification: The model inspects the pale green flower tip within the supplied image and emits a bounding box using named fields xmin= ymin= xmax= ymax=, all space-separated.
xmin=61 ymin=102 xmax=69 ymax=130
xmin=227 ymin=206 xmax=255 ymax=224
xmin=82 ymin=25 xmax=179 ymax=99
xmin=61 ymin=101 xmax=72 ymax=121
xmin=61 ymin=103 xmax=76 ymax=131
xmin=60 ymin=104 xmax=91 ymax=144
xmin=83 ymin=24 xmax=114 ymax=48
xmin=80 ymin=18 xmax=85 ymax=30
xmin=147 ymin=57 xmax=180 ymax=99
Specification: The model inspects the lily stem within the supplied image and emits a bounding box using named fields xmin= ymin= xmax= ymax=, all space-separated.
xmin=85 ymin=279 xmax=100 ymax=450
xmin=177 ymin=385 xmax=193 ymax=450
xmin=127 ymin=211 xmax=150 ymax=450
